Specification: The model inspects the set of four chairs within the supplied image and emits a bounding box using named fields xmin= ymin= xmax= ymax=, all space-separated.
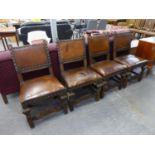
xmin=11 ymin=32 xmax=148 ymax=128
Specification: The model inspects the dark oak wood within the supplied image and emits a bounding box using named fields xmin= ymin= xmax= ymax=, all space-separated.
xmin=0 ymin=27 xmax=19 ymax=50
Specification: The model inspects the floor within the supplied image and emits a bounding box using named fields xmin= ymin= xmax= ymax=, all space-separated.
xmin=1 ymin=69 xmax=155 ymax=135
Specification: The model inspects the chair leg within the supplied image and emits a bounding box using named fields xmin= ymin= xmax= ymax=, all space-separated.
xmin=67 ymin=92 xmax=75 ymax=111
xmin=23 ymin=108 xmax=34 ymax=128
xmin=95 ymin=87 xmax=101 ymax=101
xmin=118 ymin=72 xmax=128 ymax=89
xmin=122 ymin=73 xmax=128 ymax=88
xmin=145 ymin=65 xmax=153 ymax=76
xmin=94 ymin=81 xmax=105 ymax=100
xmin=118 ymin=75 xmax=123 ymax=90
xmin=60 ymin=95 xmax=68 ymax=114
xmin=1 ymin=94 xmax=8 ymax=104
xmin=100 ymin=86 xmax=105 ymax=98
xmin=138 ymin=66 xmax=145 ymax=82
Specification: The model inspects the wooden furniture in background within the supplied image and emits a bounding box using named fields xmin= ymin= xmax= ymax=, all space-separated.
xmin=130 ymin=19 xmax=155 ymax=38
xmin=142 ymin=19 xmax=155 ymax=31
xmin=107 ymin=19 xmax=126 ymax=25
xmin=11 ymin=42 xmax=68 ymax=128
xmin=136 ymin=37 xmax=155 ymax=72
xmin=0 ymin=27 xmax=19 ymax=50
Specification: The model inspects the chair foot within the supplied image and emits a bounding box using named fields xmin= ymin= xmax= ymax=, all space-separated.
xmin=100 ymin=86 xmax=105 ymax=98
xmin=146 ymin=67 xmax=151 ymax=76
xmin=23 ymin=109 xmax=35 ymax=128
xmin=63 ymin=104 xmax=68 ymax=114
xmin=60 ymin=95 xmax=68 ymax=114
xmin=67 ymin=92 xmax=75 ymax=111
xmin=118 ymin=83 xmax=122 ymax=90
xmin=117 ymin=77 xmax=122 ymax=90
xmin=1 ymin=94 xmax=8 ymax=104
xmin=95 ymin=86 xmax=101 ymax=101
xmin=68 ymin=102 xmax=74 ymax=111
xmin=93 ymin=80 xmax=105 ymax=100
xmin=138 ymin=66 xmax=145 ymax=82
xmin=122 ymin=73 xmax=128 ymax=88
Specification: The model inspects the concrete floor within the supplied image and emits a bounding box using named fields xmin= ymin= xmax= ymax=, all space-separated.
xmin=1 ymin=70 xmax=155 ymax=135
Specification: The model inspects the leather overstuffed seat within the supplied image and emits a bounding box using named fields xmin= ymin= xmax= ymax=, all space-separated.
xmin=115 ymin=54 xmax=147 ymax=68
xmin=63 ymin=67 xmax=101 ymax=88
xmin=20 ymin=75 xmax=65 ymax=104
xmin=91 ymin=60 xmax=126 ymax=77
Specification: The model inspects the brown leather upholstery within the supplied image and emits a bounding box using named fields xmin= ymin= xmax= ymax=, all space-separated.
xmin=114 ymin=54 xmax=148 ymax=67
xmin=20 ymin=75 xmax=65 ymax=104
xmin=113 ymin=32 xmax=132 ymax=57
xmin=58 ymin=39 xmax=85 ymax=63
xmin=63 ymin=67 xmax=102 ymax=88
xmin=11 ymin=42 xmax=50 ymax=73
xmin=91 ymin=60 xmax=126 ymax=77
xmin=88 ymin=35 xmax=109 ymax=57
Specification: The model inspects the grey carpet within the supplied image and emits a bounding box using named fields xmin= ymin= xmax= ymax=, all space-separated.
xmin=1 ymin=70 xmax=155 ymax=135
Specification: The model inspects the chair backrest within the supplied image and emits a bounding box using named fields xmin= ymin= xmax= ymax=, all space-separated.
xmin=86 ymin=20 xmax=98 ymax=30
xmin=58 ymin=39 xmax=87 ymax=74
xmin=97 ymin=19 xmax=107 ymax=30
xmin=11 ymin=41 xmax=52 ymax=82
xmin=88 ymin=35 xmax=110 ymax=64
xmin=113 ymin=32 xmax=133 ymax=58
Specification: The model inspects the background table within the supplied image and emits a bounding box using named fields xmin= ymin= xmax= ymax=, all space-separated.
xmin=0 ymin=27 xmax=19 ymax=50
